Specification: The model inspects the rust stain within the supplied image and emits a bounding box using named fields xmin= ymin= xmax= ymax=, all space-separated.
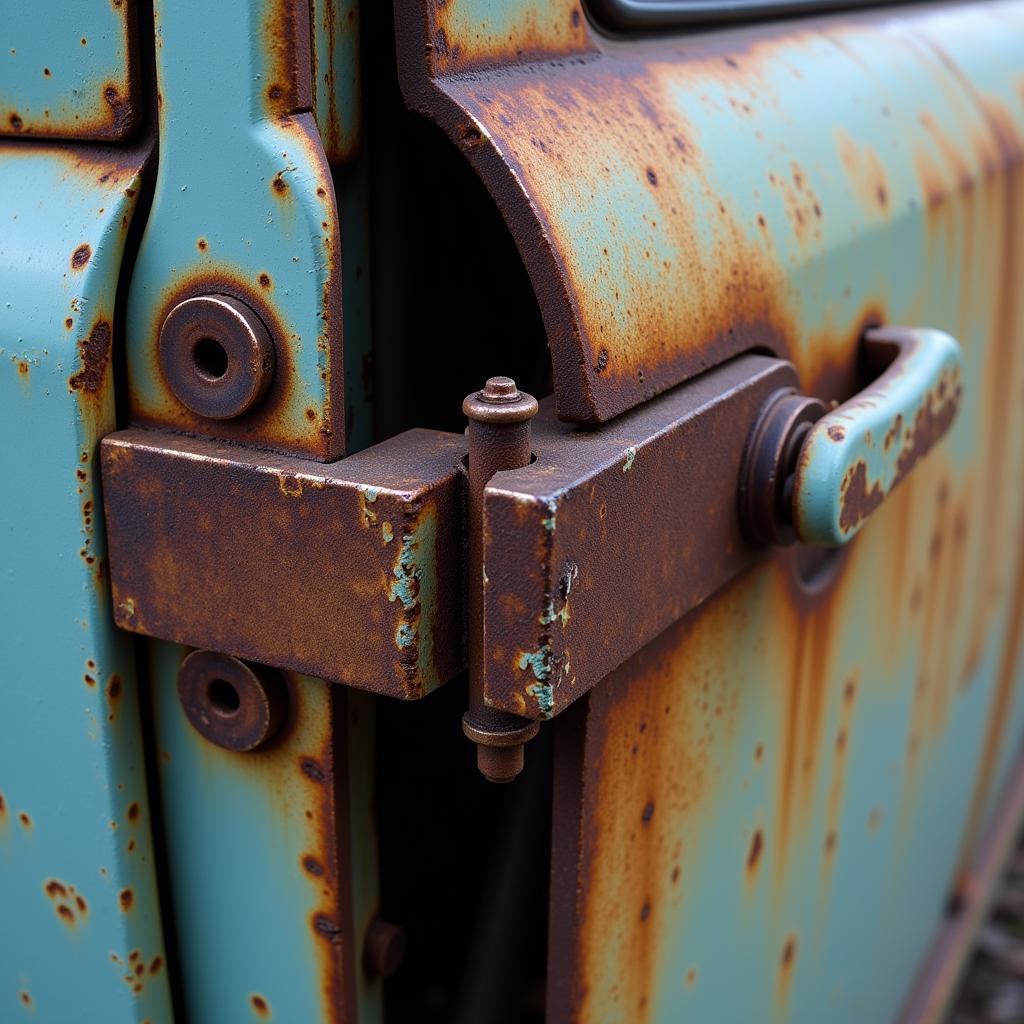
xmin=263 ymin=0 xmax=313 ymax=117
xmin=838 ymin=461 xmax=885 ymax=535
xmin=44 ymin=878 xmax=88 ymax=927
xmin=746 ymin=828 xmax=764 ymax=873
xmin=71 ymin=243 xmax=91 ymax=270
xmin=119 ymin=887 xmax=134 ymax=912
xmin=251 ymin=993 xmax=272 ymax=1018
xmin=776 ymin=933 xmax=798 ymax=1012
xmin=68 ymin=320 xmax=112 ymax=395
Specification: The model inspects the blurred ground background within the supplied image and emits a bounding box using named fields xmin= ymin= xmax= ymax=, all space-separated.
xmin=947 ymin=838 xmax=1024 ymax=1023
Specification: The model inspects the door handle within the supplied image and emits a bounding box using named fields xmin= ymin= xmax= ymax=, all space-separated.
xmin=742 ymin=326 xmax=963 ymax=548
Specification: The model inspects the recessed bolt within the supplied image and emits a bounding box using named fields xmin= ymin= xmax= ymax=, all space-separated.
xmin=158 ymin=293 xmax=275 ymax=420
xmin=363 ymin=918 xmax=406 ymax=978
xmin=463 ymin=376 xmax=541 ymax=784
xmin=177 ymin=650 xmax=287 ymax=752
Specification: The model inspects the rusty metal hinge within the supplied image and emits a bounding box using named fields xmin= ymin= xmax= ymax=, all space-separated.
xmin=101 ymin=327 xmax=961 ymax=780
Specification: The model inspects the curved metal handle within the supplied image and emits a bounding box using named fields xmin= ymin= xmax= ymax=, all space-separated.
xmin=791 ymin=326 xmax=963 ymax=547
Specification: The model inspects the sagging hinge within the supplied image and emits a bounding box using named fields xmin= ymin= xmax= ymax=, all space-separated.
xmin=101 ymin=329 xmax=962 ymax=781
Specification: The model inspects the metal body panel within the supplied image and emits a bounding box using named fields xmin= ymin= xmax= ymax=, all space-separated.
xmin=544 ymin=2 xmax=1024 ymax=1020
xmin=149 ymin=642 xmax=376 ymax=1023
xmin=398 ymin=0 xmax=1022 ymax=425
xmin=0 ymin=141 xmax=172 ymax=1020
xmin=126 ymin=0 xmax=346 ymax=460
xmin=0 ymin=0 xmax=140 ymax=140
xmin=551 ymin=533 xmax=1024 ymax=1022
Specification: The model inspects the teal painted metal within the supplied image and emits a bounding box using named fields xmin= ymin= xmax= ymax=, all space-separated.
xmin=123 ymin=5 xmax=382 ymax=1021
xmin=0 ymin=0 xmax=139 ymax=140
xmin=308 ymin=0 xmax=374 ymax=453
xmin=794 ymin=326 xmax=964 ymax=547
xmin=0 ymin=141 xmax=172 ymax=1020
xmin=438 ymin=0 xmax=1024 ymax=1020
xmin=126 ymin=0 xmax=346 ymax=459
xmin=149 ymin=643 xmax=379 ymax=1023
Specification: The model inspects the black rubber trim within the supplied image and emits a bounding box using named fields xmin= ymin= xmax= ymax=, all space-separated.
xmin=587 ymin=0 xmax=889 ymax=31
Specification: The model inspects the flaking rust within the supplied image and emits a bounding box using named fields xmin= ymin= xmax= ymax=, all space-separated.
xmin=100 ymin=426 xmax=466 ymax=699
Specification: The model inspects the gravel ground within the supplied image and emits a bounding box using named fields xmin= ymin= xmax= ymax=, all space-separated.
xmin=946 ymin=845 xmax=1024 ymax=1023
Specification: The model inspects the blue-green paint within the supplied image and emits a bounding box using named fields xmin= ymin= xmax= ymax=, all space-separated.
xmin=794 ymin=327 xmax=963 ymax=547
xmin=150 ymin=644 xmax=379 ymax=1023
xmin=527 ymin=682 xmax=555 ymax=717
xmin=542 ymin=498 xmax=558 ymax=532
xmin=0 ymin=1 xmax=136 ymax=140
xmin=396 ymin=621 xmax=416 ymax=650
xmin=622 ymin=446 xmax=636 ymax=472
xmin=517 ymin=647 xmax=552 ymax=683
xmin=389 ymin=533 xmax=422 ymax=611
xmin=126 ymin=0 xmax=343 ymax=458
xmin=0 ymin=142 xmax=172 ymax=1021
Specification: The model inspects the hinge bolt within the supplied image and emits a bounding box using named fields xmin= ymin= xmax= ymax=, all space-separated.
xmin=463 ymin=376 xmax=540 ymax=783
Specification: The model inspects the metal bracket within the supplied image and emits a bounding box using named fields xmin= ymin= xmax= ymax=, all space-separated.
xmin=101 ymin=341 xmax=961 ymax=774
xmin=101 ymin=428 xmax=466 ymax=700
xmin=102 ymin=353 xmax=791 ymax=710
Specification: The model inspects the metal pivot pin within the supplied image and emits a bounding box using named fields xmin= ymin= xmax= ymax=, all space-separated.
xmin=462 ymin=377 xmax=540 ymax=783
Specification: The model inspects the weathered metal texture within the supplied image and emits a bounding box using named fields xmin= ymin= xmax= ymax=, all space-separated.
xmin=544 ymin=3 xmax=1024 ymax=1021
xmin=308 ymin=0 xmax=373 ymax=453
xmin=794 ymin=326 xmax=963 ymax=547
xmin=0 ymin=0 xmax=140 ymax=140
xmin=101 ymin=427 xmax=466 ymax=698
xmin=396 ymin=0 xmax=1022 ymax=426
xmin=0 ymin=141 xmax=173 ymax=1019
xmin=150 ymin=642 xmax=376 ymax=1023
xmin=463 ymin=377 xmax=541 ymax=782
xmin=310 ymin=0 xmax=362 ymax=165
xmin=126 ymin=0 xmax=346 ymax=459
xmin=482 ymin=353 xmax=798 ymax=721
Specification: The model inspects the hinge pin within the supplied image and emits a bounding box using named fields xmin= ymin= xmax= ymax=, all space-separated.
xmin=462 ymin=377 xmax=540 ymax=783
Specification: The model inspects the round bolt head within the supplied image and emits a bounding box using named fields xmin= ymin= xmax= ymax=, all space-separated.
xmin=177 ymin=650 xmax=287 ymax=752
xmin=463 ymin=376 xmax=538 ymax=425
xmin=481 ymin=376 xmax=520 ymax=402
xmin=159 ymin=294 xmax=275 ymax=420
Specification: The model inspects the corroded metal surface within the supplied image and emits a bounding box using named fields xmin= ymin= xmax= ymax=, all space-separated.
xmin=536 ymin=1 xmax=1024 ymax=1022
xmin=150 ymin=642 xmax=363 ymax=1023
xmin=310 ymin=0 xmax=362 ymax=165
xmin=397 ymin=0 xmax=1023 ymax=425
xmin=0 ymin=140 xmax=172 ymax=1019
xmin=126 ymin=0 xmax=346 ymax=459
xmin=101 ymin=426 xmax=466 ymax=699
xmin=463 ymin=377 xmax=542 ymax=782
xmin=482 ymin=354 xmax=798 ymax=721
xmin=0 ymin=0 xmax=140 ymax=140
xmin=794 ymin=327 xmax=964 ymax=547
